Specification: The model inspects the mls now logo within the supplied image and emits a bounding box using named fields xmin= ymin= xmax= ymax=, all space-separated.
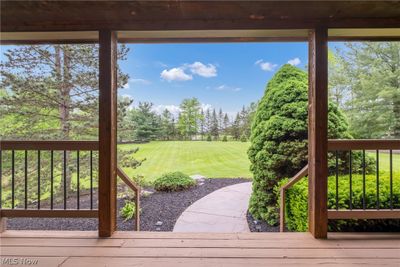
xmin=1 ymin=257 xmax=39 ymax=265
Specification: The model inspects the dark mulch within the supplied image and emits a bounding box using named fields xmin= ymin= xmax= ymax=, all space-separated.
xmin=7 ymin=178 xmax=251 ymax=232
xmin=246 ymin=211 xmax=279 ymax=232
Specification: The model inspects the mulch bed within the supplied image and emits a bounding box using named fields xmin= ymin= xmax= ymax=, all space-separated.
xmin=7 ymin=178 xmax=251 ymax=232
xmin=246 ymin=211 xmax=279 ymax=232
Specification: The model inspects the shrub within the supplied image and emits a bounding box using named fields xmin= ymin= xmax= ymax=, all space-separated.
xmin=120 ymin=200 xmax=137 ymax=222
xmin=153 ymin=171 xmax=196 ymax=192
xmin=222 ymin=135 xmax=228 ymax=142
xmin=206 ymin=135 xmax=212 ymax=141
xmin=248 ymin=64 xmax=354 ymax=225
xmin=240 ymin=134 xmax=247 ymax=142
xmin=279 ymin=171 xmax=400 ymax=231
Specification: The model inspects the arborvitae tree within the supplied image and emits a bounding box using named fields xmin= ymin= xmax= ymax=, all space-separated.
xmin=248 ymin=64 xmax=352 ymax=225
xmin=231 ymin=113 xmax=241 ymax=140
xmin=199 ymin=109 xmax=205 ymax=140
xmin=210 ymin=108 xmax=219 ymax=140
xmin=218 ymin=108 xmax=224 ymax=134
xmin=223 ymin=113 xmax=230 ymax=135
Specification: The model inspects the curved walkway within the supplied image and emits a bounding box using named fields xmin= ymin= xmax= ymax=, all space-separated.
xmin=173 ymin=182 xmax=252 ymax=233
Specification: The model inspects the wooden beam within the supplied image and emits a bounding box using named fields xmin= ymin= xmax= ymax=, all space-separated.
xmin=1 ymin=1 xmax=400 ymax=32
xmin=308 ymin=27 xmax=328 ymax=239
xmin=328 ymin=139 xmax=400 ymax=151
xmin=1 ymin=209 xmax=98 ymax=218
xmin=328 ymin=209 xmax=400 ymax=220
xmin=98 ymin=30 xmax=118 ymax=238
xmin=0 ymin=140 xmax=99 ymax=151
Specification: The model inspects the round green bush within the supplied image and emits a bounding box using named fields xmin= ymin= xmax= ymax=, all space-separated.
xmin=222 ymin=135 xmax=228 ymax=142
xmin=279 ymin=171 xmax=400 ymax=231
xmin=153 ymin=172 xmax=196 ymax=192
xmin=240 ymin=134 xmax=247 ymax=142
xmin=206 ymin=135 xmax=212 ymax=141
xmin=248 ymin=64 xmax=352 ymax=225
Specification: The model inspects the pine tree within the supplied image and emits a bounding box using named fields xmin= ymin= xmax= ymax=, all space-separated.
xmin=210 ymin=108 xmax=219 ymax=140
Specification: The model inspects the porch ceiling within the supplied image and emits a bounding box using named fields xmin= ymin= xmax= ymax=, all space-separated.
xmin=1 ymin=1 xmax=400 ymax=33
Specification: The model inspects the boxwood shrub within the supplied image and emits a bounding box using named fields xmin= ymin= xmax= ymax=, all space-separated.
xmin=154 ymin=171 xmax=196 ymax=192
xmin=279 ymin=172 xmax=400 ymax=232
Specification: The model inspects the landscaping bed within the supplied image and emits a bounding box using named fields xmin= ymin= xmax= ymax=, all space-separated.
xmin=7 ymin=178 xmax=250 ymax=231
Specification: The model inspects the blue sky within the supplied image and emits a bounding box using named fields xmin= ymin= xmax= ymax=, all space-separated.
xmin=1 ymin=42 xmax=345 ymax=117
xmin=119 ymin=42 xmax=309 ymax=116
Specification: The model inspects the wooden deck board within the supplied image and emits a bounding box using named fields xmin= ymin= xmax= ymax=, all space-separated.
xmin=0 ymin=231 xmax=399 ymax=267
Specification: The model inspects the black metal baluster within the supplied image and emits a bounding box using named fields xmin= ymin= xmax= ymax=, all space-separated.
xmin=50 ymin=150 xmax=54 ymax=210
xmin=64 ymin=150 xmax=67 ymax=210
xmin=77 ymin=150 xmax=80 ymax=210
xmin=349 ymin=150 xmax=352 ymax=210
xmin=90 ymin=150 xmax=93 ymax=210
xmin=390 ymin=150 xmax=393 ymax=210
xmin=12 ymin=150 xmax=15 ymax=209
xmin=376 ymin=150 xmax=380 ymax=210
xmin=362 ymin=150 xmax=366 ymax=210
xmin=37 ymin=150 xmax=41 ymax=209
xmin=0 ymin=150 xmax=2 ymax=209
xmin=25 ymin=150 xmax=28 ymax=209
xmin=335 ymin=151 xmax=339 ymax=210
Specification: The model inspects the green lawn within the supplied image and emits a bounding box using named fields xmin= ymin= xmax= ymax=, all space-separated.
xmin=119 ymin=141 xmax=252 ymax=182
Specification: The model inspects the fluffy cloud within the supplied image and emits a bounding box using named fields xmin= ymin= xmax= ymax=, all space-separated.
xmin=255 ymin=59 xmax=277 ymax=72
xmin=160 ymin=68 xmax=193 ymax=82
xmin=160 ymin=61 xmax=217 ymax=82
xmin=287 ymin=57 xmax=301 ymax=66
xmin=187 ymin=62 xmax=217 ymax=78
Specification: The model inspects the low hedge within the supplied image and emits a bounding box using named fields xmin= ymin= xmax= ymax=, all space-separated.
xmin=154 ymin=172 xmax=196 ymax=192
xmin=279 ymin=172 xmax=400 ymax=232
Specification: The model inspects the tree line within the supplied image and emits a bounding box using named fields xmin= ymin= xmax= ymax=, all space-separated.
xmin=118 ymin=97 xmax=257 ymax=142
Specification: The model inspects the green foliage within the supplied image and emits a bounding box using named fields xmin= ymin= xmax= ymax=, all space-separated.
xmin=120 ymin=200 xmax=137 ymax=222
xmin=279 ymin=171 xmax=400 ymax=232
xmin=330 ymin=42 xmax=400 ymax=138
xmin=222 ymin=135 xmax=228 ymax=142
xmin=206 ymin=135 xmax=212 ymax=141
xmin=153 ymin=171 xmax=196 ymax=192
xmin=248 ymin=64 xmax=352 ymax=225
xmin=240 ymin=134 xmax=247 ymax=142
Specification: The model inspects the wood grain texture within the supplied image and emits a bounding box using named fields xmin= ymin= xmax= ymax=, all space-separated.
xmin=0 ymin=140 xmax=99 ymax=151
xmin=1 ymin=1 xmax=400 ymax=32
xmin=308 ymin=27 xmax=328 ymax=239
xmin=98 ymin=30 xmax=118 ymax=238
xmin=0 ymin=231 xmax=399 ymax=267
xmin=328 ymin=209 xmax=400 ymax=219
xmin=328 ymin=139 xmax=400 ymax=150
xmin=0 ymin=209 xmax=98 ymax=218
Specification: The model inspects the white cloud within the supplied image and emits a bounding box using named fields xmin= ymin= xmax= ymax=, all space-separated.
xmin=123 ymin=83 xmax=130 ymax=89
xmin=255 ymin=59 xmax=277 ymax=72
xmin=288 ymin=57 xmax=301 ymax=66
xmin=160 ymin=67 xmax=193 ymax=82
xmin=201 ymin=103 xmax=212 ymax=111
xmin=153 ymin=104 xmax=182 ymax=117
xmin=187 ymin=62 xmax=217 ymax=78
xmin=215 ymin=84 xmax=242 ymax=92
xmin=130 ymin=78 xmax=151 ymax=85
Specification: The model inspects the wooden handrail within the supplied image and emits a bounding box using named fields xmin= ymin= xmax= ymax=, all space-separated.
xmin=328 ymin=139 xmax=400 ymax=150
xmin=0 ymin=140 xmax=99 ymax=151
xmin=280 ymin=165 xmax=308 ymax=232
xmin=117 ymin=166 xmax=140 ymax=231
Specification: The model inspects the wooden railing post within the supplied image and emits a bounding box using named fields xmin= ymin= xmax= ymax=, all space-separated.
xmin=98 ymin=30 xmax=118 ymax=237
xmin=308 ymin=27 xmax=328 ymax=239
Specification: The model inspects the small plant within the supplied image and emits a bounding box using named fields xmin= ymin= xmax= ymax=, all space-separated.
xmin=206 ymin=135 xmax=212 ymax=141
xmin=154 ymin=171 xmax=196 ymax=192
xmin=120 ymin=200 xmax=137 ymax=222
xmin=240 ymin=134 xmax=247 ymax=142
xmin=222 ymin=135 xmax=228 ymax=142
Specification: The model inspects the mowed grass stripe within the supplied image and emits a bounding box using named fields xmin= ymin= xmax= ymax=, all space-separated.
xmin=119 ymin=141 xmax=252 ymax=182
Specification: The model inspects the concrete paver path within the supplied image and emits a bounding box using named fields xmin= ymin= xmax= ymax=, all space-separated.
xmin=173 ymin=182 xmax=252 ymax=233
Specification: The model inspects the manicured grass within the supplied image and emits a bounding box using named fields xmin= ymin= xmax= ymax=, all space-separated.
xmin=119 ymin=141 xmax=252 ymax=182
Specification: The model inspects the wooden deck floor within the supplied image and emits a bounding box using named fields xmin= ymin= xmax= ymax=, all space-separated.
xmin=0 ymin=231 xmax=399 ymax=267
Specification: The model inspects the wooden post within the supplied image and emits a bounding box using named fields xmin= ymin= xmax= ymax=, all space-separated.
xmin=308 ymin=27 xmax=328 ymax=239
xmin=98 ymin=30 xmax=118 ymax=237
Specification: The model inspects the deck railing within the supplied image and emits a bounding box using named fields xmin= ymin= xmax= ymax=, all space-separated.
xmin=0 ymin=140 xmax=140 ymax=231
xmin=280 ymin=139 xmax=400 ymax=232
